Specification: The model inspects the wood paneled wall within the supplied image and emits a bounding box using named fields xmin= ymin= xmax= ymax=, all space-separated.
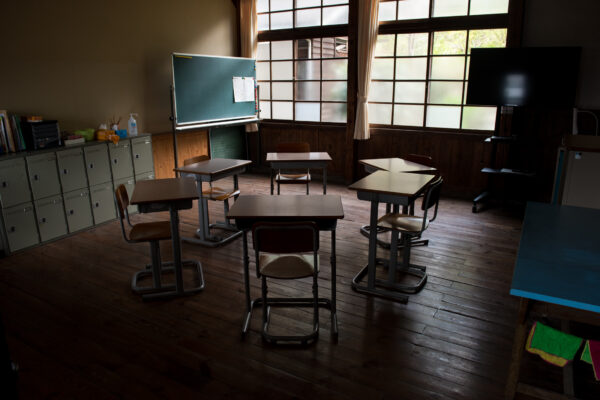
xmin=152 ymin=130 xmax=209 ymax=179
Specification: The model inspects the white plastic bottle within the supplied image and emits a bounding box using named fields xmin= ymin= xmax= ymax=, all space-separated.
xmin=128 ymin=113 xmax=138 ymax=137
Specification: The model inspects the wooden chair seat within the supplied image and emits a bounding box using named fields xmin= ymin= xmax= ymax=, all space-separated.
xmin=259 ymin=253 xmax=318 ymax=279
xmin=203 ymin=186 xmax=240 ymax=201
xmin=377 ymin=214 xmax=430 ymax=234
xmin=275 ymin=172 xmax=311 ymax=183
xmin=129 ymin=221 xmax=172 ymax=242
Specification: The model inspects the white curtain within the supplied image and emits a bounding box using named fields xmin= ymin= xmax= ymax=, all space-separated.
xmin=240 ymin=0 xmax=259 ymax=132
xmin=353 ymin=0 xmax=380 ymax=140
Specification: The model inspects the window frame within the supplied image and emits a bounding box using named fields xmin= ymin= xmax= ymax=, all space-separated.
xmin=257 ymin=1 xmax=350 ymax=125
xmin=372 ymin=1 xmax=510 ymax=132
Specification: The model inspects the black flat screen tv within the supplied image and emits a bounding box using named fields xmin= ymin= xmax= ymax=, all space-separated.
xmin=466 ymin=47 xmax=581 ymax=107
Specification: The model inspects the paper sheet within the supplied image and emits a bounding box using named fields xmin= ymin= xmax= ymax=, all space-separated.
xmin=233 ymin=77 xmax=255 ymax=102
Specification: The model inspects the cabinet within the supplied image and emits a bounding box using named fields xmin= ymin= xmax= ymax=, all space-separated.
xmin=57 ymin=148 xmax=88 ymax=192
xmin=109 ymin=140 xmax=134 ymax=181
xmin=0 ymin=158 xmax=31 ymax=207
xmin=90 ymin=183 xmax=117 ymax=224
xmin=35 ymin=195 xmax=68 ymax=242
xmin=131 ymin=137 xmax=153 ymax=175
xmin=84 ymin=144 xmax=111 ymax=186
xmin=3 ymin=203 xmax=39 ymax=251
xmin=27 ymin=153 xmax=61 ymax=199
xmin=0 ymin=134 xmax=154 ymax=254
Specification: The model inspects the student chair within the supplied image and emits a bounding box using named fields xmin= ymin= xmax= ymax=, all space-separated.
xmin=403 ymin=153 xmax=436 ymax=246
xmin=252 ymin=221 xmax=320 ymax=345
xmin=275 ymin=142 xmax=311 ymax=195
xmin=183 ymin=155 xmax=240 ymax=232
xmin=114 ymin=184 xmax=177 ymax=295
xmin=376 ymin=176 xmax=443 ymax=294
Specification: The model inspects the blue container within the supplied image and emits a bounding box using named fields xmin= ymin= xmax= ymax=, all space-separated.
xmin=115 ymin=129 xmax=128 ymax=139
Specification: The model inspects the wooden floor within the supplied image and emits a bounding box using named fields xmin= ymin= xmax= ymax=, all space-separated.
xmin=0 ymin=174 xmax=595 ymax=399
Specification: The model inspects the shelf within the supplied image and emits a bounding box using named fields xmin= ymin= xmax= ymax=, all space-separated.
xmin=484 ymin=135 xmax=518 ymax=143
xmin=481 ymin=167 xmax=535 ymax=177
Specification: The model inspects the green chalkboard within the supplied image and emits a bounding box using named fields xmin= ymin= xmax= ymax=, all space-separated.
xmin=172 ymin=53 xmax=257 ymax=126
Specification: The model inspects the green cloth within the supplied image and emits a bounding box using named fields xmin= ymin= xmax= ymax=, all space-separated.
xmin=528 ymin=322 xmax=582 ymax=362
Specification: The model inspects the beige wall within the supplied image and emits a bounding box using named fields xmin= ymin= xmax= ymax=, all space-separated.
xmin=0 ymin=0 xmax=237 ymax=133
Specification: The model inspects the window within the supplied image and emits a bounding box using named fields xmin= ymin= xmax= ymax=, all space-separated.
xmin=257 ymin=1 xmax=349 ymax=123
xmin=371 ymin=0 xmax=509 ymax=131
xmin=257 ymin=0 xmax=349 ymax=30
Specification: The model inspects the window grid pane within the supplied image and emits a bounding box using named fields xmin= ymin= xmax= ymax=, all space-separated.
xmin=257 ymin=38 xmax=347 ymax=122
xmin=371 ymin=27 xmax=504 ymax=130
xmin=257 ymin=2 xmax=349 ymax=31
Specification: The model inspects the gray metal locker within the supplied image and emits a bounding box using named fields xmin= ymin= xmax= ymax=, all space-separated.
xmin=84 ymin=143 xmax=112 ymax=186
xmin=27 ymin=153 xmax=61 ymax=199
xmin=3 ymin=202 xmax=39 ymax=251
xmin=109 ymin=140 xmax=134 ymax=181
xmin=35 ymin=195 xmax=68 ymax=242
xmin=90 ymin=183 xmax=117 ymax=224
xmin=113 ymin=177 xmax=137 ymax=215
xmin=63 ymin=189 xmax=93 ymax=233
xmin=0 ymin=157 xmax=31 ymax=208
xmin=131 ymin=136 xmax=154 ymax=174
xmin=57 ymin=148 xmax=88 ymax=192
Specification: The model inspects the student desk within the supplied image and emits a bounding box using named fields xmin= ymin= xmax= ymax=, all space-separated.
xmin=266 ymin=152 xmax=332 ymax=194
xmin=175 ymin=158 xmax=251 ymax=247
xmin=226 ymin=195 xmax=344 ymax=339
xmin=359 ymin=157 xmax=437 ymax=175
xmin=506 ymin=202 xmax=600 ymax=399
xmin=348 ymin=170 xmax=436 ymax=302
xmin=130 ymin=177 xmax=204 ymax=299
xmin=359 ymin=157 xmax=438 ymax=248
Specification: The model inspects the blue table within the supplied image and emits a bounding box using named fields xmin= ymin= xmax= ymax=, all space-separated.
xmin=506 ymin=202 xmax=600 ymax=399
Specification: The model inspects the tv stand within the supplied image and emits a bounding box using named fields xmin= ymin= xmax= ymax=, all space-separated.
xmin=472 ymin=135 xmax=535 ymax=213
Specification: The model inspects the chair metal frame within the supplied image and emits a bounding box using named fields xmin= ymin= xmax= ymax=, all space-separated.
xmin=252 ymin=221 xmax=320 ymax=345
xmin=274 ymin=142 xmax=311 ymax=195
xmin=378 ymin=176 xmax=442 ymax=294
xmin=115 ymin=184 xmax=203 ymax=298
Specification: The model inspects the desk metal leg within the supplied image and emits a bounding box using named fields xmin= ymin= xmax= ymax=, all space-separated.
xmin=270 ymin=168 xmax=275 ymax=195
xmin=330 ymin=229 xmax=338 ymax=340
xmin=323 ymin=167 xmax=327 ymax=194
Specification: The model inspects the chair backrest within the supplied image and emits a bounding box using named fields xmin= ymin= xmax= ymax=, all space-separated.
xmin=404 ymin=154 xmax=434 ymax=168
xmin=421 ymin=176 xmax=443 ymax=224
xmin=184 ymin=154 xmax=210 ymax=166
xmin=276 ymin=142 xmax=310 ymax=153
xmin=252 ymin=221 xmax=319 ymax=254
xmin=115 ymin=184 xmax=129 ymax=220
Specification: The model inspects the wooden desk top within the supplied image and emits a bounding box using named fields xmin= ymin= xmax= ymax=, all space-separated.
xmin=510 ymin=202 xmax=600 ymax=313
xmin=227 ymin=195 xmax=344 ymax=220
xmin=174 ymin=158 xmax=251 ymax=176
xmin=130 ymin=178 xmax=198 ymax=205
xmin=359 ymin=158 xmax=437 ymax=173
xmin=348 ymin=170 xmax=436 ymax=197
xmin=266 ymin=152 xmax=332 ymax=162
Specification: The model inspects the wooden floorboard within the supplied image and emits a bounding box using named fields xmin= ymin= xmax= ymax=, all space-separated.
xmin=0 ymin=173 xmax=598 ymax=399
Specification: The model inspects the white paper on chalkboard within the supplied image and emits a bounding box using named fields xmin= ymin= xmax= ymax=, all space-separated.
xmin=233 ymin=77 xmax=255 ymax=102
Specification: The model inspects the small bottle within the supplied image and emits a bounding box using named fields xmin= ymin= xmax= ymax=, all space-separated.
xmin=128 ymin=113 xmax=138 ymax=137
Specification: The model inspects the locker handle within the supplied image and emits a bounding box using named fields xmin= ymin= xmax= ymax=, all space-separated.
xmin=2 ymin=181 xmax=7 ymax=188
xmin=113 ymin=159 xmax=118 ymax=164
xmin=10 ymin=226 xmax=15 ymax=233
xmin=95 ymin=202 xmax=100 ymax=208
xmin=89 ymin=163 xmax=94 ymax=169
xmin=34 ymin=174 xmax=39 ymax=180
xmin=69 ymin=210 xmax=74 ymax=215
xmin=135 ymin=154 xmax=140 ymax=159
xmin=40 ymin=217 xmax=46 ymax=224
xmin=63 ymin=169 xmax=68 ymax=175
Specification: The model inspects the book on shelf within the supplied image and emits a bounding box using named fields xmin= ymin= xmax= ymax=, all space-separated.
xmin=10 ymin=115 xmax=26 ymax=151
xmin=0 ymin=110 xmax=16 ymax=152
xmin=0 ymin=115 xmax=7 ymax=153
